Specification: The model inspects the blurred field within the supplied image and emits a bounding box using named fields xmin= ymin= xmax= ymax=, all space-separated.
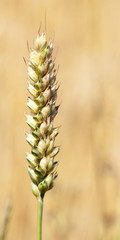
xmin=1 ymin=0 xmax=120 ymax=240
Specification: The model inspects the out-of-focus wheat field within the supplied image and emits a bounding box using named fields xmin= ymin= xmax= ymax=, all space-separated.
xmin=1 ymin=0 xmax=120 ymax=240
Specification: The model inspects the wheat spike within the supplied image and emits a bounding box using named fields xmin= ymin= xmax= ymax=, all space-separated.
xmin=25 ymin=32 xmax=60 ymax=198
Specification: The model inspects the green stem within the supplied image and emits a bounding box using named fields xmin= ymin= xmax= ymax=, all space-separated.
xmin=37 ymin=195 xmax=44 ymax=240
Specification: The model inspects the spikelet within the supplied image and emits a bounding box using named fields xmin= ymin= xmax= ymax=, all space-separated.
xmin=25 ymin=32 xmax=60 ymax=198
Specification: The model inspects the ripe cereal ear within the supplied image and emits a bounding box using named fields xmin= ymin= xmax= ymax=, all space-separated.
xmin=25 ymin=32 xmax=60 ymax=197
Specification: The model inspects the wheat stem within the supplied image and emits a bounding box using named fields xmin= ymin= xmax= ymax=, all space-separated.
xmin=0 ymin=199 xmax=12 ymax=240
xmin=37 ymin=195 xmax=44 ymax=240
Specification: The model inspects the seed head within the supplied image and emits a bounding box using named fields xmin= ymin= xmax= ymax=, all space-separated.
xmin=25 ymin=32 xmax=60 ymax=198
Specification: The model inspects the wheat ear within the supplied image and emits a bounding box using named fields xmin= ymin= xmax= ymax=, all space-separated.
xmin=25 ymin=32 xmax=60 ymax=240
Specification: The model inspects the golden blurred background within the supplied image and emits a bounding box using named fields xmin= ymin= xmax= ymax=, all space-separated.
xmin=1 ymin=0 xmax=120 ymax=239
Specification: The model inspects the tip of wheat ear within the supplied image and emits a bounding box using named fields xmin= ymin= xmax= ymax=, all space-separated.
xmin=25 ymin=32 xmax=60 ymax=198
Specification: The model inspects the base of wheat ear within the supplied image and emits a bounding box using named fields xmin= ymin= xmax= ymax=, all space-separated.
xmin=25 ymin=32 xmax=60 ymax=198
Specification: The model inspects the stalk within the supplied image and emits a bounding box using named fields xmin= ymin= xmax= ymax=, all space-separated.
xmin=37 ymin=195 xmax=44 ymax=240
xmin=0 ymin=199 xmax=12 ymax=240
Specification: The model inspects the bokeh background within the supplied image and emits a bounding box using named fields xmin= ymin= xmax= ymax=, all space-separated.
xmin=1 ymin=0 xmax=120 ymax=240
